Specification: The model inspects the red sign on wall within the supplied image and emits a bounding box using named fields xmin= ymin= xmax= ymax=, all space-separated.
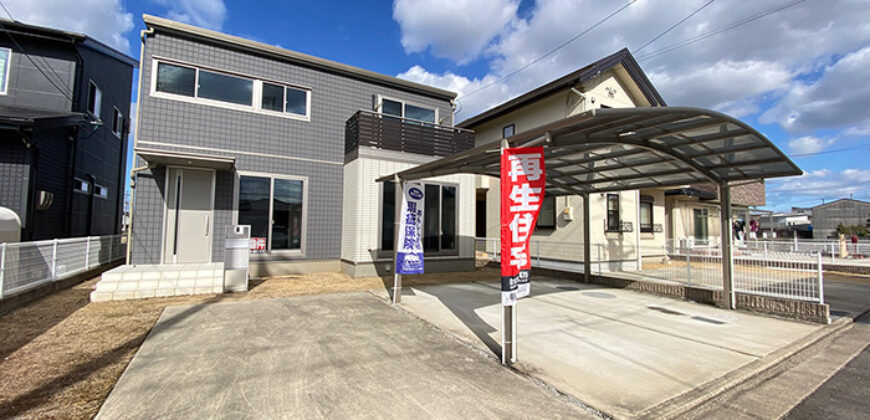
xmin=500 ymin=146 xmax=546 ymax=306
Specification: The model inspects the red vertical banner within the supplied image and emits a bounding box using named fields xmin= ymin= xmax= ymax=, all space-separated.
xmin=500 ymin=146 xmax=545 ymax=306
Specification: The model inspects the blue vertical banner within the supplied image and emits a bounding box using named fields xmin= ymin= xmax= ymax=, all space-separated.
xmin=396 ymin=182 xmax=425 ymax=274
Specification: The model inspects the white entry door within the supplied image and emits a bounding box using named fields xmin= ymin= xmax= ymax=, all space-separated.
xmin=163 ymin=167 xmax=215 ymax=264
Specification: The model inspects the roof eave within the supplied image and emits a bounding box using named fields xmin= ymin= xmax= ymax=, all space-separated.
xmin=457 ymin=48 xmax=666 ymax=129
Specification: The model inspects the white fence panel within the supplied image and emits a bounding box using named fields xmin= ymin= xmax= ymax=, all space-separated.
xmin=0 ymin=235 xmax=124 ymax=300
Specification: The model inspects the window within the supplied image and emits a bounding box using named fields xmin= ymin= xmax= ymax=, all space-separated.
xmin=112 ymin=107 xmax=122 ymax=137
xmin=153 ymin=60 xmax=310 ymax=120
xmin=503 ymin=124 xmax=515 ymax=138
xmin=0 ymin=47 xmax=11 ymax=95
xmin=261 ymin=82 xmax=309 ymax=117
xmin=238 ymin=175 xmax=305 ymax=253
xmin=198 ymin=70 xmax=253 ymax=105
xmin=606 ymin=194 xmax=620 ymax=232
xmin=381 ymin=182 xmax=456 ymax=252
xmin=156 ymin=62 xmax=196 ymax=96
xmin=87 ymin=81 xmax=102 ymax=116
xmin=640 ymin=196 xmax=653 ymax=233
xmin=73 ymin=178 xmax=90 ymax=194
xmin=94 ymin=184 xmax=108 ymax=199
xmin=537 ymin=195 xmax=556 ymax=228
xmin=693 ymin=208 xmax=708 ymax=240
xmin=378 ymin=97 xmax=437 ymax=123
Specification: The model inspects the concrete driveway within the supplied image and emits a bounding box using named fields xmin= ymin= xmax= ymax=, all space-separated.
xmin=96 ymin=292 xmax=588 ymax=419
xmin=374 ymin=278 xmax=821 ymax=418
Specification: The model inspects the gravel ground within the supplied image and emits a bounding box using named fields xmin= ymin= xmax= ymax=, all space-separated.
xmin=0 ymin=266 xmax=499 ymax=419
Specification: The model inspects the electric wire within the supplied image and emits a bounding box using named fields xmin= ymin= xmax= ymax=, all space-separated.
xmin=454 ymin=0 xmax=637 ymax=113
xmin=633 ymin=0 xmax=714 ymax=53
xmin=636 ymin=0 xmax=808 ymax=62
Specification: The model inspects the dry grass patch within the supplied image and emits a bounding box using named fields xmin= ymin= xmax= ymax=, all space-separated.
xmin=0 ymin=266 xmax=500 ymax=419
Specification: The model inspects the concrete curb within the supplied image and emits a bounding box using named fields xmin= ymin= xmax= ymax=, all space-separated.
xmin=639 ymin=306 xmax=870 ymax=419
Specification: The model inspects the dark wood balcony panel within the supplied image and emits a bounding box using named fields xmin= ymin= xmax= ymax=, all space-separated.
xmin=346 ymin=110 xmax=475 ymax=157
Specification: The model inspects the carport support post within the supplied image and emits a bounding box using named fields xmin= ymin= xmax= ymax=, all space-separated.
xmin=392 ymin=174 xmax=403 ymax=306
xmin=719 ymin=183 xmax=735 ymax=309
xmin=583 ymin=193 xmax=591 ymax=283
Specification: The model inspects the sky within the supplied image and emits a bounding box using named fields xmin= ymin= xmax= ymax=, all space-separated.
xmin=4 ymin=0 xmax=870 ymax=212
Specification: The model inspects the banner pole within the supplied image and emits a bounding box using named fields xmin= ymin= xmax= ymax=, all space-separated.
xmin=500 ymin=138 xmax=515 ymax=365
xmin=392 ymin=174 xmax=402 ymax=306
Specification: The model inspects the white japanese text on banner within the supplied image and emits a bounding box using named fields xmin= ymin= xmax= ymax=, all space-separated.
xmin=500 ymin=146 xmax=546 ymax=306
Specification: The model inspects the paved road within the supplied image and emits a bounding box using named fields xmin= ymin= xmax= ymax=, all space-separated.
xmin=785 ymin=315 xmax=870 ymax=420
xmin=96 ymin=292 xmax=589 ymax=419
xmin=823 ymin=275 xmax=870 ymax=318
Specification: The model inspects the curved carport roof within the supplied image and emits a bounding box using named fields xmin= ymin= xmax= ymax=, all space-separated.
xmin=379 ymin=107 xmax=802 ymax=194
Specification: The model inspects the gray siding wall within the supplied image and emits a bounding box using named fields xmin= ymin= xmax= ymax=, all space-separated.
xmin=70 ymin=45 xmax=133 ymax=237
xmin=0 ymin=38 xmax=76 ymax=111
xmin=0 ymin=140 xmax=27 ymax=220
xmin=131 ymin=31 xmax=453 ymax=264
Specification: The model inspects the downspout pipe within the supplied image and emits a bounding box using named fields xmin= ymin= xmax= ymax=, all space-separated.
xmin=125 ymin=164 xmax=152 ymax=265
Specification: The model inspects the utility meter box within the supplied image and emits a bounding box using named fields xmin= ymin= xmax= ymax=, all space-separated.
xmin=224 ymin=225 xmax=251 ymax=292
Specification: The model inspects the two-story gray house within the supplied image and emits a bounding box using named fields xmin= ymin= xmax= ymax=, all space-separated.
xmin=0 ymin=19 xmax=136 ymax=241
xmin=106 ymin=15 xmax=476 ymax=300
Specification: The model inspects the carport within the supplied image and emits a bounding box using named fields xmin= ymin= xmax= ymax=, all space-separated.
xmin=380 ymin=106 xmax=801 ymax=360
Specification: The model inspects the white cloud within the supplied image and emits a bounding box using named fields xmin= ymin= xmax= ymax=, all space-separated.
xmin=392 ymin=0 xmax=870 ymax=126
xmin=768 ymin=169 xmax=870 ymax=206
xmin=393 ymin=0 xmax=518 ymax=64
xmin=3 ymin=0 xmax=134 ymax=52
xmin=788 ymin=135 xmax=835 ymax=155
xmin=396 ymin=65 xmax=511 ymax=118
xmin=153 ymin=0 xmax=227 ymax=31
xmin=761 ymin=46 xmax=870 ymax=134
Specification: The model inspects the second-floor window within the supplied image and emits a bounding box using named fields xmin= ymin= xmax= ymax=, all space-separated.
xmin=378 ymin=97 xmax=436 ymax=124
xmin=153 ymin=60 xmax=310 ymax=120
xmin=87 ymin=81 xmax=102 ymax=116
xmin=503 ymin=124 xmax=515 ymax=138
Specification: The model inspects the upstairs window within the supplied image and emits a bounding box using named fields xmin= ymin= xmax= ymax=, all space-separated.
xmin=156 ymin=62 xmax=196 ymax=96
xmin=378 ymin=97 xmax=436 ymax=124
xmin=261 ymin=82 xmax=309 ymax=117
xmin=503 ymin=124 xmax=515 ymax=138
xmin=112 ymin=107 xmax=122 ymax=137
xmin=197 ymin=70 xmax=252 ymax=106
xmin=153 ymin=60 xmax=310 ymax=120
xmin=0 ymin=47 xmax=10 ymax=95
xmin=87 ymin=81 xmax=102 ymax=116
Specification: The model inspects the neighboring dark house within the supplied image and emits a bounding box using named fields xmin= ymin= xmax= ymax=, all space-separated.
xmin=811 ymin=198 xmax=870 ymax=238
xmin=127 ymin=15 xmax=474 ymax=279
xmin=0 ymin=19 xmax=137 ymax=241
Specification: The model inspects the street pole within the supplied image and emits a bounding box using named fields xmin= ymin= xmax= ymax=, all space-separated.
xmin=719 ymin=183 xmax=735 ymax=309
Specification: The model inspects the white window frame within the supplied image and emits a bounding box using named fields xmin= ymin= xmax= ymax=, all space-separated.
xmin=87 ymin=80 xmax=102 ymax=117
xmin=0 ymin=47 xmax=11 ymax=95
xmin=233 ymin=171 xmax=308 ymax=258
xmin=150 ymin=58 xmax=311 ymax=122
xmin=111 ymin=107 xmax=122 ymax=138
xmin=375 ymin=94 xmax=439 ymax=124
xmin=94 ymin=184 xmax=108 ymax=199
xmin=378 ymin=180 xmax=458 ymax=256
xmin=73 ymin=178 xmax=90 ymax=194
